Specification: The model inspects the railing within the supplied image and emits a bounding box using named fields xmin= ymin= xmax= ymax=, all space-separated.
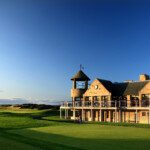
xmin=60 ymin=100 xmax=150 ymax=108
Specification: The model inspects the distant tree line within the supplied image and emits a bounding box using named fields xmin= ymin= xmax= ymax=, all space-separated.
xmin=0 ymin=103 xmax=60 ymax=110
xmin=20 ymin=104 xmax=60 ymax=110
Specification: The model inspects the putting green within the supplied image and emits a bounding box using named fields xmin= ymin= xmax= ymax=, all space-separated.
xmin=0 ymin=108 xmax=150 ymax=150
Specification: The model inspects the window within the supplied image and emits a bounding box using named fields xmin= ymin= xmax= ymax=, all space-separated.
xmin=142 ymin=94 xmax=150 ymax=100
xmin=101 ymin=96 xmax=109 ymax=100
xmin=142 ymin=94 xmax=150 ymax=107
xmin=142 ymin=112 xmax=146 ymax=116
xmin=93 ymin=96 xmax=97 ymax=101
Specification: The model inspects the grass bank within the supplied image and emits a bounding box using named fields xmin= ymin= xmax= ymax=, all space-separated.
xmin=0 ymin=108 xmax=150 ymax=150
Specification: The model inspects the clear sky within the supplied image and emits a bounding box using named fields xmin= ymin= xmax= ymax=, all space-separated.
xmin=0 ymin=0 xmax=150 ymax=103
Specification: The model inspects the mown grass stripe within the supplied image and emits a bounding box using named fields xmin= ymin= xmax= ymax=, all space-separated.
xmin=0 ymin=130 xmax=82 ymax=150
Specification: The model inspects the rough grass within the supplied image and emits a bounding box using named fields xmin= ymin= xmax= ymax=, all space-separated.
xmin=0 ymin=108 xmax=150 ymax=150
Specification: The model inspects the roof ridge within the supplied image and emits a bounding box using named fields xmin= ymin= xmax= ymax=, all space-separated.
xmin=96 ymin=78 xmax=112 ymax=82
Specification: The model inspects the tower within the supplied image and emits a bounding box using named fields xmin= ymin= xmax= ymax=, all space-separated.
xmin=71 ymin=69 xmax=90 ymax=106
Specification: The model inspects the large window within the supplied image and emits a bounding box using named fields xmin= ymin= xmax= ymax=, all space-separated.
xmin=142 ymin=94 xmax=150 ymax=107
xmin=93 ymin=96 xmax=98 ymax=101
xmin=130 ymin=96 xmax=139 ymax=107
xmin=142 ymin=94 xmax=150 ymax=100
xmin=85 ymin=97 xmax=89 ymax=101
xmin=101 ymin=96 xmax=109 ymax=100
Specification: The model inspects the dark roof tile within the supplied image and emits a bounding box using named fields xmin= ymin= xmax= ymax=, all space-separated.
xmin=71 ymin=70 xmax=90 ymax=81
xmin=97 ymin=79 xmax=112 ymax=92
xmin=96 ymin=78 xmax=149 ymax=96
xmin=112 ymin=81 xmax=149 ymax=96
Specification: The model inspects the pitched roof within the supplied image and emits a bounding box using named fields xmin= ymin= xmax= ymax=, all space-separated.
xmin=95 ymin=78 xmax=150 ymax=96
xmin=112 ymin=81 xmax=149 ymax=96
xmin=97 ymin=79 xmax=112 ymax=92
xmin=112 ymin=83 xmax=127 ymax=96
xmin=71 ymin=70 xmax=90 ymax=81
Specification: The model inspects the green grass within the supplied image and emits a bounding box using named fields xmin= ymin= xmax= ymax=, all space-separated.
xmin=0 ymin=108 xmax=150 ymax=150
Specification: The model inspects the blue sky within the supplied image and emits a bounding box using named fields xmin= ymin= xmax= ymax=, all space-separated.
xmin=0 ymin=0 xmax=150 ymax=103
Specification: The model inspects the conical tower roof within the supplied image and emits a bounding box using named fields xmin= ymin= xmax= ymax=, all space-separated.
xmin=71 ymin=70 xmax=90 ymax=81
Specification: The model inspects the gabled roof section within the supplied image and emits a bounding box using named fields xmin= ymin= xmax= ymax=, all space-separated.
xmin=112 ymin=81 xmax=149 ymax=96
xmin=71 ymin=70 xmax=90 ymax=81
xmin=112 ymin=83 xmax=128 ymax=96
xmin=97 ymin=78 xmax=112 ymax=93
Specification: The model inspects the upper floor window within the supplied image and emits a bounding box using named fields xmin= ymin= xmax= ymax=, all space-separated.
xmin=142 ymin=94 xmax=150 ymax=100
xmin=85 ymin=97 xmax=89 ymax=101
xmin=101 ymin=96 xmax=109 ymax=100
xmin=93 ymin=96 xmax=98 ymax=101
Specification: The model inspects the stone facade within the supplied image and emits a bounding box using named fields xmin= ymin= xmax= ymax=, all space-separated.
xmin=60 ymin=70 xmax=150 ymax=124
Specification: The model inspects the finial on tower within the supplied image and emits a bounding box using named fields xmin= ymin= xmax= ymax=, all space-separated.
xmin=80 ymin=64 xmax=84 ymax=70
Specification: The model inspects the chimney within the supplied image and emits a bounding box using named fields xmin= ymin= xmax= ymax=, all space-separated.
xmin=139 ymin=74 xmax=149 ymax=81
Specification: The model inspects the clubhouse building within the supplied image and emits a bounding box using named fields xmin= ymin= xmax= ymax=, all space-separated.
xmin=60 ymin=70 xmax=150 ymax=124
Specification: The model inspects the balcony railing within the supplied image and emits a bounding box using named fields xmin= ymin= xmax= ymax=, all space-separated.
xmin=60 ymin=100 xmax=150 ymax=108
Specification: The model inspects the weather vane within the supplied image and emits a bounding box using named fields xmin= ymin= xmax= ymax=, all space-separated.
xmin=80 ymin=64 xmax=84 ymax=70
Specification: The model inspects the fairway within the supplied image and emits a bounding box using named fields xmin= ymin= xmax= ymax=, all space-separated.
xmin=0 ymin=109 xmax=150 ymax=150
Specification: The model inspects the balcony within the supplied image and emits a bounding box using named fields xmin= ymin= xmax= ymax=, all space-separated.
xmin=60 ymin=100 xmax=150 ymax=109
xmin=60 ymin=101 xmax=116 ymax=108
